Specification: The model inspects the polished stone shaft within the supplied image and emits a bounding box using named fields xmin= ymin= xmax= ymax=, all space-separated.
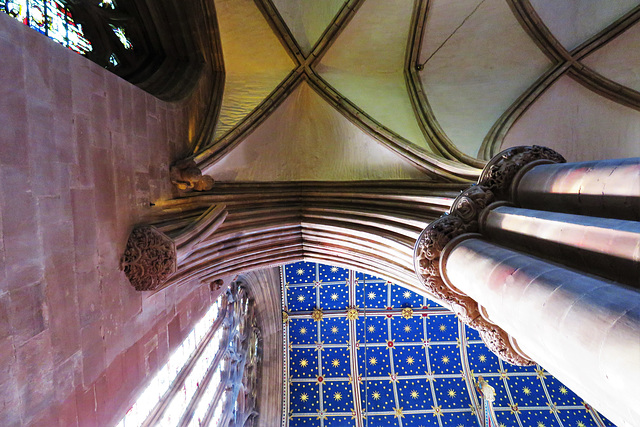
xmin=443 ymin=237 xmax=640 ymax=427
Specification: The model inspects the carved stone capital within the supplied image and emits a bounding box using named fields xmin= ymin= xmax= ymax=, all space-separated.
xmin=450 ymin=184 xmax=496 ymax=224
xmin=472 ymin=318 xmax=534 ymax=366
xmin=414 ymin=215 xmax=481 ymax=323
xmin=414 ymin=188 xmax=534 ymax=366
xmin=120 ymin=226 xmax=176 ymax=291
xmin=479 ymin=145 xmax=565 ymax=199
xmin=170 ymin=159 xmax=214 ymax=192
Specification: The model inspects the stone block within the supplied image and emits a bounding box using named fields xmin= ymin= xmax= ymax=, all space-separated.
xmin=74 ymin=386 xmax=97 ymax=427
xmin=9 ymin=282 xmax=46 ymax=345
xmin=81 ymin=343 xmax=106 ymax=388
xmin=76 ymin=269 xmax=102 ymax=327
xmin=16 ymin=332 xmax=54 ymax=419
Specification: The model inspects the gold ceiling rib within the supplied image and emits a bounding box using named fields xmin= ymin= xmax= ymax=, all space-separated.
xmin=189 ymin=0 xmax=226 ymax=154
xmin=405 ymin=0 xmax=487 ymax=169
xmin=263 ymin=0 xmax=480 ymax=181
xmin=193 ymin=0 xmax=481 ymax=182
xmin=192 ymin=0 xmax=362 ymax=173
xmin=481 ymin=1 xmax=640 ymax=159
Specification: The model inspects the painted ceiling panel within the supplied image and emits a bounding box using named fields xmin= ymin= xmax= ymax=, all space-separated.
xmin=582 ymin=22 xmax=640 ymax=92
xmin=529 ymin=0 xmax=640 ymax=50
xmin=213 ymin=0 xmax=295 ymax=139
xmin=501 ymin=75 xmax=640 ymax=162
xmin=281 ymin=261 xmax=616 ymax=427
xmin=271 ymin=0 xmax=348 ymax=55
xmin=317 ymin=0 xmax=430 ymax=148
xmin=208 ymin=82 xmax=429 ymax=181
xmin=420 ymin=0 xmax=551 ymax=158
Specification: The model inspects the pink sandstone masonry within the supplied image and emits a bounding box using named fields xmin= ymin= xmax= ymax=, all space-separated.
xmin=0 ymin=12 xmax=217 ymax=426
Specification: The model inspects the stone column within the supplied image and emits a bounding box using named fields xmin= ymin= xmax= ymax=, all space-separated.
xmin=512 ymin=157 xmax=640 ymax=220
xmin=442 ymin=237 xmax=640 ymax=427
xmin=480 ymin=206 xmax=640 ymax=286
xmin=414 ymin=146 xmax=640 ymax=427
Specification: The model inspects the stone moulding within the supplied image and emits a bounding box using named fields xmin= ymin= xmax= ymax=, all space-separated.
xmin=414 ymin=146 xmax=566 ymax=366
xmin=120 ymin=225 xmax=177 ymax=291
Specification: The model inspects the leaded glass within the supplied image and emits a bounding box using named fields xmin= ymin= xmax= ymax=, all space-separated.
xmin=1 ymin=0 xmax=92 ymax=54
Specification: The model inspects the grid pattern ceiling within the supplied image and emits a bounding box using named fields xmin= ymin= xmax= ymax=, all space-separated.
xmin=281 ymin=261 xmax=616 ymax=427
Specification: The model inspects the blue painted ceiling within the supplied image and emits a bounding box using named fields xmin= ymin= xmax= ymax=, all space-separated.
xmin=281 ymin=261 xmax=616 ymax=427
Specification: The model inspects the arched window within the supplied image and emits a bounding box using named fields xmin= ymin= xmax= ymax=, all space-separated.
xmin=116 ymin=283 xmax=261 ymax=427
xmin=1 ymin=0 xmax=93 ymax=53
xmin=1 ymin=0 xmax=216 ymax=101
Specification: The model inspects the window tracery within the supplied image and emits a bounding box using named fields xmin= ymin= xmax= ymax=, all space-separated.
xmin=116 ymin=282 xmax=261 ymax=427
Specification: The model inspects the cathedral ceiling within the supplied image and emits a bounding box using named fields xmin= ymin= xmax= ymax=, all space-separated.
xmin=192 ymin=0 xmax=640 ymax=182
xmin=281 ymin=261 xmax=616 ymax=427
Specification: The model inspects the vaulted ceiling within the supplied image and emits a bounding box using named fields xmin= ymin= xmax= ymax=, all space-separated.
xmin=191 ymin=0 xmax=640 ymax=183
xmin=281 ymin=261 xmax=616 ymax=427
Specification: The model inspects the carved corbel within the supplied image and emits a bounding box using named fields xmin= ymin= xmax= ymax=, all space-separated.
xmin=120 ymin=204 xmax=227 ymax=291
xmin=170 ymin=158 xmax=214 ymax=192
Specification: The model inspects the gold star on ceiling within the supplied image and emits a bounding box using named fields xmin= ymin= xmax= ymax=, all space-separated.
xmin=299 ymin=359 xmax=308 ymax=367
xmin=410 ymin=390 xmax=419 ymax=399
xmin=439 ymin=324 xmax=447 ymax=331
xmin=479 ymin=354 xmax=487 ymax=362
xmin=369 ymin=357 xmax=377 ymax=365
xmin=296 ymin=269 xmax=305 ymax=275
xmin=330 ymin=293 xmax=339 ymax=300
xmin=332 ymin=359 xmax=340 ymax=367
xmin=334 ymin=392 xmax=342 ymax=401
xmin=367 ymin=292 xmax=376 ymax=299
xmin=523 ymin=386 xmax=531 ymax=395
xmin=300 ymin=393 xmax=309 ymax=402
xmin=367 ymin=325 xmax=375 ymax=332
xmin=330 ymin=267 xmax=338 ymax=273
xmin=372 ymin=391 xmax=381 ymax=400
xmin=403 ymin=291 xmax=412 ymax=299
xmin=393 ymin=407 xmax=404 ymax=419
xmin=441 ymin=356 xmax=450 ymax=364
xmin=331 ymin=326 xmax=339 ymax=333
xmin=406 ymin=356 xmax=414 ymax=365
xmin=404 ymin=325 xmax=411 ymax=332
xmin=297 ymin=295 xmax=305 ymax=302
xmin=560 ymin=386 xmax=568 ymax=395
xmin=299 ymin=327 xmax=307 ymax=335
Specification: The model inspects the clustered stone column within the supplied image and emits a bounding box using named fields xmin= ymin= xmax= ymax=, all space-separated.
xmin=414 ymin=146 xmax=640 ymax=427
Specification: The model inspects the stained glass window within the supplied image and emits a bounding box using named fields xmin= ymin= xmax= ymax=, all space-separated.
xmin=1 ymin=0 xmax=92 ymax=54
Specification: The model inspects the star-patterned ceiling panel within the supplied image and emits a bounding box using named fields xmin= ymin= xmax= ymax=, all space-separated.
xmin=281 ymin=261 xmax=617 ymax=427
